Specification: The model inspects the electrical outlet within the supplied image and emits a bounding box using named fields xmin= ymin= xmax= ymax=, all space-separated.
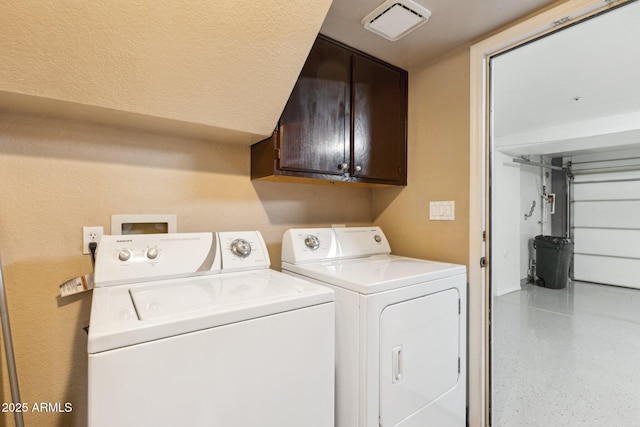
xmin=83 ymin=226 xmax=104 ymax=254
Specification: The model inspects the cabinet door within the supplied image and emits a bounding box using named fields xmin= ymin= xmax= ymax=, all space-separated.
xmin=278 ymin=37 xmax=350 ymax=176
xmin=352 ymin=55 xmax=407 ymax=185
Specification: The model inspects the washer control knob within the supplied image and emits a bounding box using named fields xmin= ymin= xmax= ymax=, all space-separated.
xmin=231 ymin=239 xmax=252 ymax=258
xmin=118 ymin=250 xmax=132 ymax=262
xmin=374 ymin=235 xmax=382 ymax=243
xmin=146 ymin=247 xmax=159 ymax=259
xmin=304 ymin=235 xmax=320 ymax=250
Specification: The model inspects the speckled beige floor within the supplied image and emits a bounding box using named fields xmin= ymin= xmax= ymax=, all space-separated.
xmin=492 ymin=281 xmax=640 ymax=426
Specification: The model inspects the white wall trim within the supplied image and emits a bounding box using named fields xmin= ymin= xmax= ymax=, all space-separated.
xmin=468 ymin=0 xmax=620 ymax=425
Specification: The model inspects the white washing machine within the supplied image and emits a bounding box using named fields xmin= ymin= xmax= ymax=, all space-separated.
xmin=88 ymin=231 xmax=335 ymax=427
xmin=281 ymin=226 xmax=467 ymax=427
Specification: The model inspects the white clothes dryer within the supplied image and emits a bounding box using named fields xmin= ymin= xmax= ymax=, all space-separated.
xmin=281 ymin=226 xmax=467 ymax=427
xmin=88 ymin=231 xmax=335 ymax=427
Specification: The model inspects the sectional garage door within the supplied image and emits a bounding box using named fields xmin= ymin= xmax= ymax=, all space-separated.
xmin=572 ymin=167 xmax=640 ymax=289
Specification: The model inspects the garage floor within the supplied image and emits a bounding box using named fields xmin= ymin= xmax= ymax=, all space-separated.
xmin=492 ymin=281 xmax=640 ymax=426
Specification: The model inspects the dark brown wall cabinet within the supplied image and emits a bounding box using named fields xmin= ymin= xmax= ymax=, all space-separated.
xmin=251 ymin=34 xmax=408 ymax=187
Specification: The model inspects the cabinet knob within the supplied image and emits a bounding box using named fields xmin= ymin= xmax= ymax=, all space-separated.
xmin=338 ymin=163 xmax=348 ymax=170
xmin=355 ymin=165 xmax=362 ymax=172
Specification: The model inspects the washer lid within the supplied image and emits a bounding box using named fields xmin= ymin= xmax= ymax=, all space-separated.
xmin=130 ymin=272 xmax=300 ymax=321
xmin=88 ymin=269 xmax=334 ymax=353
xmin=283 ymin=255 xmax=465 ymax=294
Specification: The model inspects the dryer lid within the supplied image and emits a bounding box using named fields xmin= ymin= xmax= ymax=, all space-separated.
xmin=284 ymin=255 xmax=465 ymax=294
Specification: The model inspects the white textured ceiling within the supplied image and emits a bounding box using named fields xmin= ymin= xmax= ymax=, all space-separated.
xmin=320 ymin=0 xmax=563 ymax=70
xmin=492 ymin=1 xmax=640 ymax=155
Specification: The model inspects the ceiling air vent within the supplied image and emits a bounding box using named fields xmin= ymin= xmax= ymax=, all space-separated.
xmin=362 ymin=0 xmax=432 ymax=41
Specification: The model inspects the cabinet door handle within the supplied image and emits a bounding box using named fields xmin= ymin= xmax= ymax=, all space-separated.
xmin=338 ymin=163 xmax=348 ymax=170
xmin=354 ymin=165 xmax=362 ymax=172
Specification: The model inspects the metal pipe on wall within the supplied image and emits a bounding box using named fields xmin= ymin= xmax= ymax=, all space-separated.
xmin=512 ymin=157 xmax=565 ymax=172
xmin=0 ymin=255 xmax=25 ymax=427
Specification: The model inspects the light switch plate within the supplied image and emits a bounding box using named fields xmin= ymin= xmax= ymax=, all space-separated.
xmin=429 ymin=201 xmax=455 ymax=221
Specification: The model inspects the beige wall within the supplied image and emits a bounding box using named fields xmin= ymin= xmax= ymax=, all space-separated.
xmin=374 ymin=49 xmax=470 ymax=266
xmin=0 ymin=111 xmax=373 ymax=426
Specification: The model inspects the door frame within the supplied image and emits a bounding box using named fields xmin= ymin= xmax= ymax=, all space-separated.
xmin=468 ymin=0 xmax=624 ymax=425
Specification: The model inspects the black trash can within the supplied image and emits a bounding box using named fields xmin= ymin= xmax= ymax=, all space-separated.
xmin=534 ymin=235 xmax=573 ymax=289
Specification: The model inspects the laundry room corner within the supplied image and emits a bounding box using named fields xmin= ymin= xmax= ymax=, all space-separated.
xmin=373 ymin=48 xmax=471 ymax=268
xmin=0 ymin=109 xmax=374 ymax=426
xmin=372 ymin=46 xmax=476 ymax=424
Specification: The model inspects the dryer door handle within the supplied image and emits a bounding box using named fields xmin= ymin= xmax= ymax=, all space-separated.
xmin=392 ymin=345 xmax=403 ymax=383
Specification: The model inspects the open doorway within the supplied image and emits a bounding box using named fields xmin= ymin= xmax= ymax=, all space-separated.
xmin=489 ymin=1 xmax=640 ymax=425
